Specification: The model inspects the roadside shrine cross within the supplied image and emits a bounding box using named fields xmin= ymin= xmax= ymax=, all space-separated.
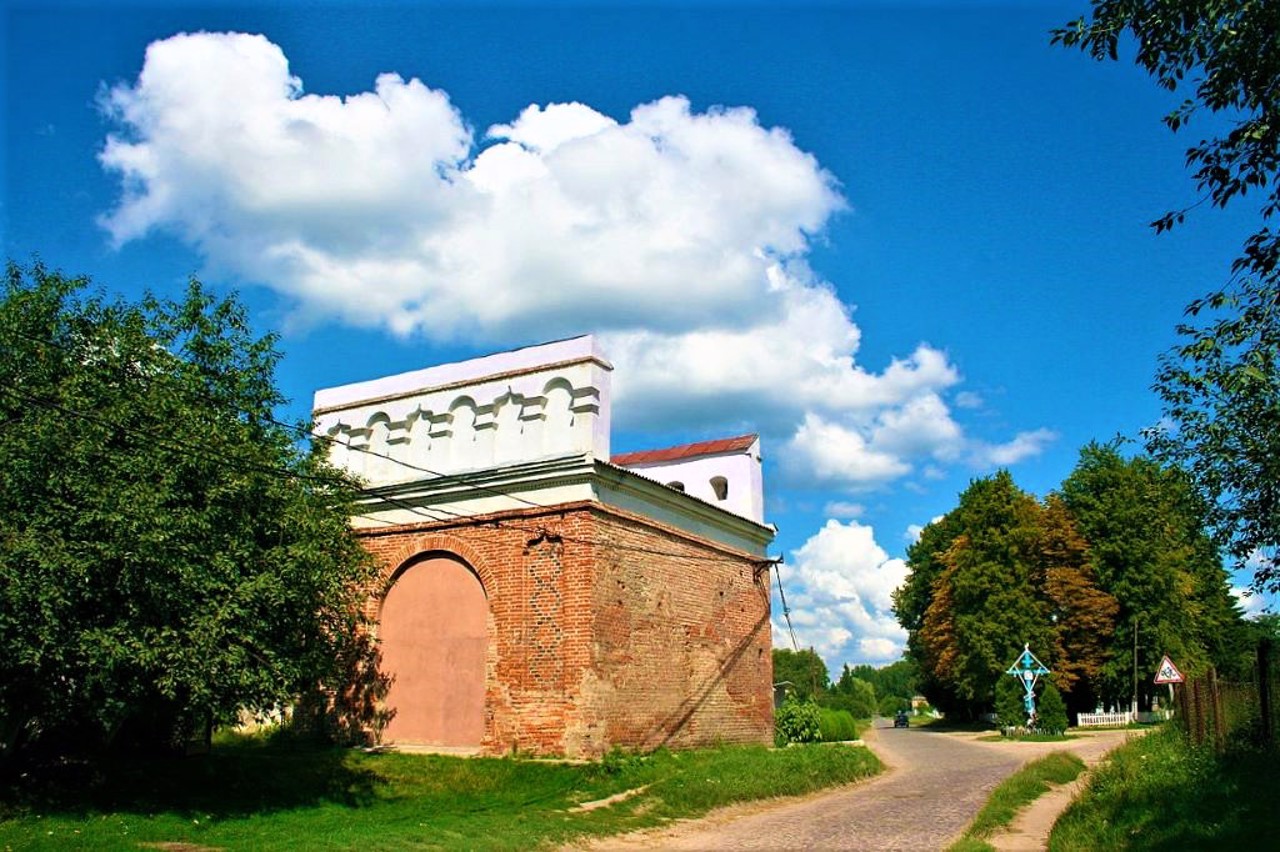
xmin=1006 ymin=644 xmax=1051 ymax=724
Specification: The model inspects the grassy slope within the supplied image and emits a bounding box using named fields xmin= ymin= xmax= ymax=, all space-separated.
xmin=946 ymin=751 xmax=1085 ymax=852
xmin=1050 ymin=726 xmax=1279 ymax=851
xmin=0 ymin=736 xmax=881 ymax=850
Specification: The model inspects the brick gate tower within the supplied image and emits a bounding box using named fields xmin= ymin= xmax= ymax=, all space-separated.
xmin=312 ymin=336 xmax=775 ymax=757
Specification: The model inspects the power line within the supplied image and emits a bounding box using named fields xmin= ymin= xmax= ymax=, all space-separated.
xmin=3 ymin=326 xmax=776 ymax=569
xmin=772 ymin=561 xmax=800 ymax=653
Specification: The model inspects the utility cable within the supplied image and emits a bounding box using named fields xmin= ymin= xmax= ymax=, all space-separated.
xmin=3 ymin=327 xmax=774 ymax=568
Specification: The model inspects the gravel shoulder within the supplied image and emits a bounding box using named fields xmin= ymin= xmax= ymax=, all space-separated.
xmin=567 ymin=724 xmax=1136 ymax=852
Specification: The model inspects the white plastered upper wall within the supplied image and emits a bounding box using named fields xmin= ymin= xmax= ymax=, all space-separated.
xmin=612 ymin=439 xmax=765 ymax=525
xmin=311 ymin=336 xmax=613 ymax=484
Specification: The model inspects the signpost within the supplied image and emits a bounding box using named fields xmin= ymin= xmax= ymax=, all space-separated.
xmin=1153 ymin=655 xmax=1184 ymax=719
xmin=1154 ymin=656 xmax=1184 ymax=684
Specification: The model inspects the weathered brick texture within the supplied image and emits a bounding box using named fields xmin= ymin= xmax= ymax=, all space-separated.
xmin=358 ymin=501 xmax=774 ymax=758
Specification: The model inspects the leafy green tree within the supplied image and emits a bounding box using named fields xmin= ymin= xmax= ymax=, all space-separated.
xmin=1059 ymin=443 xmax=1244 ymax=710
xmin=0 ymin=263 xmax=379 ymax=761
xmin=848 ymin=659 xmax=919 ymax=705
xmin=1037 ymin=682 xmax=1069 ymax=736
xmin=830 ymin=667 xmax=877 ymax=719
xmin=911 ymin=473 xmax=1057 ymax=718
xmin=772 ymin=648 xmax=829 ymax=702
xmin=1054 ymin=2 xmax=1280 ymax=591
xmin=1147 ymin=278 xmax=1279 ymax=592
xmin=995 ymin=676 xmax=1028 ymax=730
xmin=1037 ymin=496 xmax=1119 ymax=717
xmin=900 ymin=470 xmax=1121 ymax=719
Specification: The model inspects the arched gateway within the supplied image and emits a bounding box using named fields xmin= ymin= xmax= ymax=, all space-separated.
xmin=379 ymin=553 xmax=488 ymax=746
xmin=314 ymin=336 xmax=776 ymax=757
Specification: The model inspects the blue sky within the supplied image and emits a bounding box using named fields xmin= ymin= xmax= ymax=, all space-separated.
xmin=3 ymin=0 xmax=1269 ymax=672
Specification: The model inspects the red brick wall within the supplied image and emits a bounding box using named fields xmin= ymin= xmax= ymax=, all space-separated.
xmin=357 ymin=500 xmax=774 ymax=757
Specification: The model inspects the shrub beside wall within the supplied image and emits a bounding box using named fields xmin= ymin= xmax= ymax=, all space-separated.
xmin=819 ymin=708 xmax=859 ymax=742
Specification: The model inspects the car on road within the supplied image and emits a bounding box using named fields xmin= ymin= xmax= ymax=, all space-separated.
xmin=893 ymin=710 xmax=910 ymax=728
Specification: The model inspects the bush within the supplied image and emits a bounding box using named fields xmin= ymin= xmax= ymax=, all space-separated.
xmin=818 ymin=708 xmax=859 ymax=742
xmin=1036 ymin=681 xmax=1069 ymax=735
xmin=996 ymin=676 xmax=1028 ymax=730
xmin=775 ymin=697 xmax=822 ymax=744
xmin=878 ymin=695 xmax=908 ymax=716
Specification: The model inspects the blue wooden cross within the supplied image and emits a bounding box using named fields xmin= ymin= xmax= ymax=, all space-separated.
xmin=1006 ymin=644 xmax=1050 ymax=724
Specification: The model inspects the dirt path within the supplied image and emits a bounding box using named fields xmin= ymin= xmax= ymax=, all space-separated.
xmin=569 ymin=724 xmax=1135 ymax=852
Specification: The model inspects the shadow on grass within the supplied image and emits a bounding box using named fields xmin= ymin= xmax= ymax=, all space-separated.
xmin=1051 ymin=728 xmax=1280 ymax=851
xmin=1 ymin=734 xmax=380 ymax=821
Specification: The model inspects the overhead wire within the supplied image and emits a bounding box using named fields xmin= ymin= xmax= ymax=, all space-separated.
xmin=2 ymin=327 xmax=779 ymax=569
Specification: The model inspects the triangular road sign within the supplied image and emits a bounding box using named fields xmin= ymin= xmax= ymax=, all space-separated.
xmin=1154 ymin=655 xmax=1185 ymax=684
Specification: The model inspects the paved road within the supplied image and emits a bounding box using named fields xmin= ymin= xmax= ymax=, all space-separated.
xmin=575 ymin=723 xmax=1133 ymax=852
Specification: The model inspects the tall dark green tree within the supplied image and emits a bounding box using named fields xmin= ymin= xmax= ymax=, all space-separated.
xmin=896 ymin=470 xmax=1119 ymax=719
xmin=771 ymin=648 xmax=829 ymax=701
xmin=0 ymin=263 xmax=379 ymax=760
xmin=830 ymin=666 xmax=877 ymax=719
xmin=1054 ymin=2 xmax=1280 ymax=591
xmin=898 ymin=473 xmax=1060 ymax=718
xmin=1059 ymin=443 xmax=1244 ymax=709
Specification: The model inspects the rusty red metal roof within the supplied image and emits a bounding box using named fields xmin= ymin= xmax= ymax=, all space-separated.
xmin=611 ymin=434 xmax=757 ymax=467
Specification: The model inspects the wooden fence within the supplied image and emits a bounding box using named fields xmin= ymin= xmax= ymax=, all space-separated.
xmin=1178 ymin=638 xmax=1276 ymax=752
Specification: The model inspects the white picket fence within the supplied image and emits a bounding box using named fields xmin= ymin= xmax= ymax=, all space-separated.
xmin=1076 ymin=710 xmax=1132 ymax=728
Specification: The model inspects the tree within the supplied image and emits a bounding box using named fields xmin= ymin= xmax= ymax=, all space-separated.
xmin=995 ymin=676 xmax=1027 ymax=730
xmin=1059 ymin=443 xmax=1244 ymax=710
xmin=848 ymin=659 xmax=919 ymax=705
xmin=1054 ymin=2 xmax=1280 ymax=591
xmin=1147 ymin=278 xmax=1280 ymax=591
xmin=772 ymin=648 xmax=829 ymax=701
xmin=911 ymin=473 xmax=1056 ymax=718
xmin=830 ymin=666 xmax=877 ymax=719
xmin=0 ymin=263 xmax=379 ymax=761
xmin=899 ymin=470 xmax=1120 ymax=719
xmin=1037 ymin=682 xmax=1069 ymax=736
xmin=1036 ymin=496 xmax=1119 ymax=717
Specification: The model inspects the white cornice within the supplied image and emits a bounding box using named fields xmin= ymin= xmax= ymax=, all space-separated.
xmin=349 ymin=453 xmax=774 ymax=553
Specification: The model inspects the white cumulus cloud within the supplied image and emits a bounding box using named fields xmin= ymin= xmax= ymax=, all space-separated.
xmin=775 ymin=519 xmax=910 ymax=668
xmin=969 ymin=428 xmax=1058 ymax=468
xmin=99 ymin=31 xmax=1049 ymax=490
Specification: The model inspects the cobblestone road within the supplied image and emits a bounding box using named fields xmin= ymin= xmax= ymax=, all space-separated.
xmin=574 ymin=723 xmax=1133 ymax=852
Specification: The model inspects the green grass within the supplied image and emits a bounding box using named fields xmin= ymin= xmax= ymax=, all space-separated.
xmin=0 ymin=733 xmax=881 ymax=850
xmin=946 ymin=751 xmax=1085 ymax=852
xmin=1049 ymin=726 xmax=1280 ymax=851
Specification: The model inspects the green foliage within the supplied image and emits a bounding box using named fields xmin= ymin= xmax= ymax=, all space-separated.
xmin=772 ymin=647 xmax=829 ymax=701
xmin=775 ymin=697 xmax=822 ymax=745
xmin=899 ymin=471 xmax=1117 ymax=719
xmin=878 ymin=695 xmax=909 ymax=716
xmin=1050 ymin=725 xmax=1279 ymax=851
xmin=1053 ymin=2 xmax=1280 ymax=593
xmin=817 ymin=708 xmax=859 ymax=742
xmin=0 ymin=734 xmax=883 ymax=849
xmin=1036 ymin=682 xmax=1069 ymax=736
xmin=995 ymin=677 xmax=1027 ymax=730
xmin=0 ymin=263 xmax=380 ymax=761
xmin=846 ymin=659 xmax=918 ymax=705
xmin=900 ymin=445 xmax=1251 ymax=721
xmin=828 ymin=666 xmax=877 ymax=718
xmin=1060 ymin=443 xmax=1245 ymax=708
xmin=1147 ymin=276 xmax=1280 ymax=593
xmin=951 ymin=751 xmax=1085 ymax=849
